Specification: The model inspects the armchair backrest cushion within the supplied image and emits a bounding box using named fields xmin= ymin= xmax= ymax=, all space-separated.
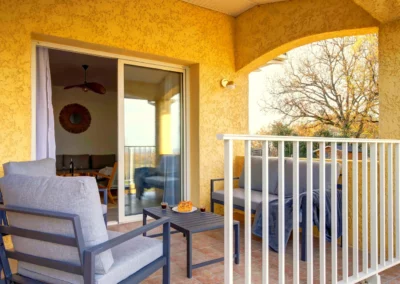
xmin=157 ymin=155 xmax=180 ymax=176
xmin=284 ymin=159 xmax=342 ymax=196
xmin=0 ymin=175 xmax=113 ymax=281
xmin=63 ymin=154 xmax=90 ymax=170
xmin=3 ymin=158 xmax=56 ymax=176
xmin=239 ymin=157 xmax=280 ymax=193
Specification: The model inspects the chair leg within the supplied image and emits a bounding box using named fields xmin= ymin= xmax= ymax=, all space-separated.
xmin=108 ymin=189 xmax=116 ymax=204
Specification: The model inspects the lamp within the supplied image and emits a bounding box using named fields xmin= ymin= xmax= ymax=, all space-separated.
xmin=221 ymin=79 xmax=236 ymax=90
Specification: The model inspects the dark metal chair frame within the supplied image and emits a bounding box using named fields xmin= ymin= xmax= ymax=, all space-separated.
xmin=0 ymin=205 xmax=171 ymax=284
xmin=210 ymin=178 xmax=309 ymax=260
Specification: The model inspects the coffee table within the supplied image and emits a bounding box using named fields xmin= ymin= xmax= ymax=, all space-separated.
xmin=143 ymin=207 xmax=240 ymax=278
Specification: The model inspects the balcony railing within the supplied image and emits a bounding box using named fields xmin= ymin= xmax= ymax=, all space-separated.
xmin=218 ymin=134 xmax=400 ymax=284
xmin=124 ymin=146 xmax=156 ymax=186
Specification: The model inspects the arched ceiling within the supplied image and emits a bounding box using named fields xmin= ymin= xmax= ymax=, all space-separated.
xmin=351 ymin=0 xmax=400 ymax=23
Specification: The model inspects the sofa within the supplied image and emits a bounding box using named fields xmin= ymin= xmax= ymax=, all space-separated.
xmin=210 ymin=156 xmax=342 ymax=261
xmin=211 ymin=157 xmax=341 ymax=213
xmin=56 ymin=154 xmax=116 ymax=174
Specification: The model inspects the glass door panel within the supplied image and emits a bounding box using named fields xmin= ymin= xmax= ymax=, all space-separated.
xmin=118 ymin=61 xmax=183 ymax=221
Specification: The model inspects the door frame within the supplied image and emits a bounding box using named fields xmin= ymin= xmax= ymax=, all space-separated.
xmin=31 ymin=40 xmax=191 ymax=224
xmin=118 ymin=59 xmax=189 ymax=223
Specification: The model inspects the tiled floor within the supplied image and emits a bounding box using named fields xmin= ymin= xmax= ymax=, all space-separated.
xmin=108 ymin=220 xmax=400 ymax=284
xmin=3 ymin=219 xmax=400 ymax=283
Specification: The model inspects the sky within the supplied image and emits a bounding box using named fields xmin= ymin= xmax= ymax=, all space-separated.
xmin=248 ymin=47 xmax=309 ymax=134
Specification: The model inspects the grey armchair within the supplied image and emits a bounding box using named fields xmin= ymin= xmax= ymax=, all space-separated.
xmin=0 ymin=174 xmax=171 ymax=284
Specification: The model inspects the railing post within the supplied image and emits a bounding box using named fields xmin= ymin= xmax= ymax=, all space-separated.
xmin=262 ymin=141 xmax=269 ymax=284
xmin=278 ymin=141 xmax=285 ymax=284
xmin=306 ymin=141 xmax=313 ymax=284
xmin=244 ymin=140 xmax=252 ymax=284
xmin=224 ymin=139 xmax=233 ymax=284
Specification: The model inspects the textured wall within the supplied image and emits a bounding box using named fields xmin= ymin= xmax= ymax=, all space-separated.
xmin=235 ymin=0 xmax=379 ymax=72
xmin=0 ymin=0 xmax=248 ymax=207
xmin=0 ymin=0 xmax=392 ymax=210
xmin=352 ymin=0 xmax=400 ymax=23
xmin=379 ymin=19 xmax=400 ymax=140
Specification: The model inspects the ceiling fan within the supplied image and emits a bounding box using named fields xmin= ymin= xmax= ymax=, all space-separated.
xmin=64 ymin=65 xmax=106 ymax=95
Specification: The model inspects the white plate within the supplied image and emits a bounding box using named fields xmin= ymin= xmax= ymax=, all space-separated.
xmin=172 ymin=206 xmax=197 ymax=213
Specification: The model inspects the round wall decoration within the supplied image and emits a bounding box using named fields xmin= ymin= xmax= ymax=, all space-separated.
xmin=59 ymin=103 xmax=91 ymax=134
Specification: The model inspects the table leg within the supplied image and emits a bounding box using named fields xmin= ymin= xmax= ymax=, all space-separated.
xmin=186 ymin=232 xmax=192 ymax=278
xmin=143 ymin=213 xmax=147 ymax=237
xmin=234 ymin=224 xmax=240 ymax=264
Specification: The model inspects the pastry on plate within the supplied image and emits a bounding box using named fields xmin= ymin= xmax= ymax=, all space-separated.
xmin=177 ymin=201 xmax=193 ymax=212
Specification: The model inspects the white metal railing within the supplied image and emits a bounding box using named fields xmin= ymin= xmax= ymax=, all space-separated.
xmin=217 ymin=134 xmax=400 ymax=284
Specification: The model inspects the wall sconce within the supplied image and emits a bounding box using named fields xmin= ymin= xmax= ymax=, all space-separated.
xmin=221 ymin=79 xmax=236 ymax=90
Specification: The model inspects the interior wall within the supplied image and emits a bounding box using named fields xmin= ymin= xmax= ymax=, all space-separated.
xmin=379 ymin=19 xmax=400 ymax=139
xmin=52 ymin=86 xmax=118 ymax=155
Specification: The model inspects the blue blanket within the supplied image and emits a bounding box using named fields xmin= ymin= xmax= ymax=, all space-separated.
xmin=252 ymin=190 xmax=342 ymax=252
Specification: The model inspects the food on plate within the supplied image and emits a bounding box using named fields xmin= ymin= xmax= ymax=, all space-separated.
xmin=177 ymin=201 xmax=193 ymax=212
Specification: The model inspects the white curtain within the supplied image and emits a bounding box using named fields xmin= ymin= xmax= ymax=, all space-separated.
xmin=36 ymin=47 xmax=56 ymax=159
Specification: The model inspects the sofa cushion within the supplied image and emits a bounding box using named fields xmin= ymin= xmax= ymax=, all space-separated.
xmin=0 ymin=175 xmax=113 ymax=281
xmin=212 ymin=188 xmax=278 ymax=211
xmin=239 ymin=157 xmax=280 ymax=194
xmin=56 ymin=155 xmax=64 ymax=171
xmin=63 ymin=154 xmax=90 ymax=170
xmin=17 ymin=230 xmax=163 ymax=284
xmin=92 ymin=155 xmax=116 ymax=170
xmin=283 ymin=159 xmax=342 ymax=196
xmin=3 ymin=158 xmax=56 ymax=176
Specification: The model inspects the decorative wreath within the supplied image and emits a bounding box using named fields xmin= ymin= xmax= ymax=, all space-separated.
xmin=59 ymin=103 xmax=91 ymax=134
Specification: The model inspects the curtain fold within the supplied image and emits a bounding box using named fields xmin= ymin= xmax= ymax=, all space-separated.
xmin=36 ymin=47 xmax=56 ymax=159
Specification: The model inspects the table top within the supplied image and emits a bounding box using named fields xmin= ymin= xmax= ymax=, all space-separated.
xmin=144 ymin=207 xmax=239 ymax=234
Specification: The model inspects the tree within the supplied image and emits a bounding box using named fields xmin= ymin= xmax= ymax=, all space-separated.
xmin=260 ymin=34 xmax=379 ymax=138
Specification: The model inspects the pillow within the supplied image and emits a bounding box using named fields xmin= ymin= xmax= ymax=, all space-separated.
xmin=0 ymin=175 xmax=114 ymax=281
xmin=63 ymin=154 xmax=90 ymax=170
xmin=91 ymin=154 xmax=116 ymax=170
xmin=283 ymin=159 xmax=342 ymax=196
xmin=239 ymin=157 xmax=280 ymax=194
xmin=3 ymin=158 xmax=56 ymax=176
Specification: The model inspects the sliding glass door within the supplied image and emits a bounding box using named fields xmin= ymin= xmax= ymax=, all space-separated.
xmin=118 ymin=60 xmax=185 ymax=222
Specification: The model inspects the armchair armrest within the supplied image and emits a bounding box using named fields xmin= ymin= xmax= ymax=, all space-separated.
xmin=83 ymin=217 xmax=170 ymax=283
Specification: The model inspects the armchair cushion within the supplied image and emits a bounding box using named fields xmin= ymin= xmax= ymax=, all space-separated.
xmin=95 ymin=230 xmax=163 ymax=284
xmin=212 ymin=188 xmax=278 ymax=211
xmin=284 ymin=159 xmax=342 ymax=196
xmin=239 ymin=157 xmax=280 ymax=194
xmin=16 ymin=230 xmax=163 ymax=284
xmin=3 ymin=158 xmax=56 ymax=176
xmin=0 ymin=175 xmax=113 ymax=280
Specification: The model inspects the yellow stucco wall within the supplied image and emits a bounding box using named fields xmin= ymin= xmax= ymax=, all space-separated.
xmin=0 ymin=0 xmax=248 ymax=207
xmin=235 ymin=0 xmax=379 ymax=72
xmin=0 ymin=0 xmax=394 ymax=211
xmin=379 ymin=19 xmax=400 ymax=140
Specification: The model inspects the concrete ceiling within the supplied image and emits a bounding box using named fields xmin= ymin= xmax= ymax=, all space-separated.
xmin=181 ymin=0 xmax=289 ymax=16
xmin=351 ymin=0 xmax=400 ymax=23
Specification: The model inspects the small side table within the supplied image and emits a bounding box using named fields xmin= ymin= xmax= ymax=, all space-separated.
xmin=143 ymin=207 xmax=240 ymax=278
